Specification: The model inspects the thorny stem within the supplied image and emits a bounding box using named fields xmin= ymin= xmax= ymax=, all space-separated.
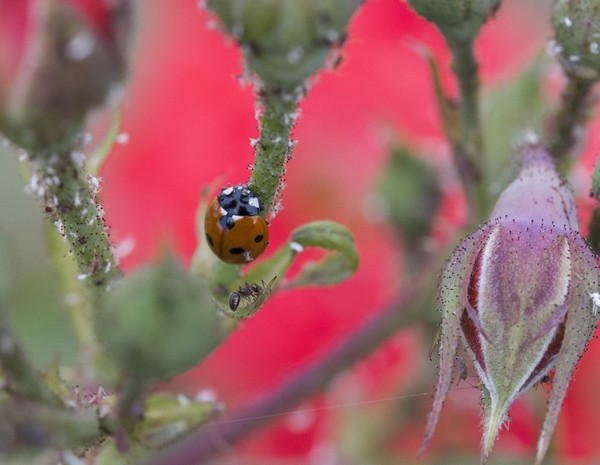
xmin=449 ymin=38 xmax=487 ymax=222
xmin=247 ymin=85 xmax=303 ymax=218
xmin=588 ymin=205 xmax=600 ymax=256
xmin=114 ymin=377 xmax=145 ymax=451
xmin=449 ymin=38 xmax=482 ymax=148
xmin=547 ymin=74 xmax=596 ymax=172
xmin=587 ymin=156 xmax=600 ymax=255
xmin=47 ymin=225 xmax=98 ymax=381
xmin=25 ymin=149 xmax=121 ymax=298
xmin=428 ymin=46 xmax=488 ymax=222
xmin=145 ymin=251 xmax=445 ymax=465
xmin=22 ymin=147 xmax=121 ymax=377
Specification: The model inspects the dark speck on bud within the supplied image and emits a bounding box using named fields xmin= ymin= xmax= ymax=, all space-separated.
xmin=420 ymin=143 xmax=600 ymax=465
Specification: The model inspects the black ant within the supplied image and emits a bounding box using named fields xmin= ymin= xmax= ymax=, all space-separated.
xmin=228 ymin=281 xmax=264 ymax=311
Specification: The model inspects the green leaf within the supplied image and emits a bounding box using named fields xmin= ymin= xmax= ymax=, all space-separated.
xmin=132 ymin=393 xmax=223 ymax=448
xmin=96 ymin=440 xmax=131 ymax=465
xmin=208 ymin=221 xmax=358 ymax=320
xmin=287 ymin=221 xmax=359 ymax=287
xmin=44 ymin=359 xmax=71 ymax=400
xmin=97 ymin=254 xmax=222 ymax=382
xmin=216 ymin=275 xmax=278 ymax=320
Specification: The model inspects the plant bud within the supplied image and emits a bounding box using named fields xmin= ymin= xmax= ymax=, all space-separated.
xmin=552 ymin=0 xmax=600 ymax=80
xmin=206 ymin=0 xmax=362 ymax=90
xmin=376 ymin=145 xmax=440 ymax=245
xmin=408 ymin=0 xmax=501 ymax=43
xmin=96 ymin=255 xmax=221 ymax=382
xmin=420 ymin=143 xmax=600 ymax=465
xmin=0 ymin=0 xmax=135 ymax=153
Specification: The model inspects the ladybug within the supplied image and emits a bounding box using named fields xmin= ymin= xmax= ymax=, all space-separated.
xmin=205 ymin=185 xmax=269 ymax=264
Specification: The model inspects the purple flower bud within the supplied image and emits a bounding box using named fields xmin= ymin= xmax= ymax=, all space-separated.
xmin=420 ymin=143 xmax=600 ymax=464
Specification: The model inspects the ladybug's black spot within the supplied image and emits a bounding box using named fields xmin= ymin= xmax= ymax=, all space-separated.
xmin=229 ymin=247 xmax=244 ymax=255
xmin=222 ymin=198 xmax=237 ymax=210
xmin=254 ymin=234 xmax=264 ymax=243
xmin=218 ymin=184 xmax=262 ymax=216
xmin=219 ymin=215 xmax=236 ymax=230
xmin=206 ymin=234 xmax=214 ymax=247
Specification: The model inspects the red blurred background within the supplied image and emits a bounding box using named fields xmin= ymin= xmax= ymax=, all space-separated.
xmin=94 ymin=0 xmax=600 ymax=463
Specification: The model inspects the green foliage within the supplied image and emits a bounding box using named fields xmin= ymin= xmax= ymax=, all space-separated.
xmin=552 ymin=0 xmax=600 ymax=80
xmin=287 ymin=220 xmax=359 ymax=287
xmin=96 ymin=255 xmax=221 ymax=382
xmin=408 ymin=0 xmax=501 ymax=43
xmin=1 ymin=0 xmax=600 ymax=463
xmin=207 ymin=0 xmax=362 ymax=90
xmin=209 ymin=220 xmax=359 ymax=319
xmin=132 ymin=393 xmax=222 ymax=448
xmin=377 ymin=146 xmax=440 ymax=245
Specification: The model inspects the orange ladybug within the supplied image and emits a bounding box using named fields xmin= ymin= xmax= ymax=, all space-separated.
xmin=204 ymin=185 xmax=269 ymax=264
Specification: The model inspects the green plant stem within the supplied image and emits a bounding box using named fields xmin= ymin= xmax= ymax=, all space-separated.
xmin=47 ymin=224 xmax=98 ymax=381
xmin=448 ymin=38 xmax=487 ymax=223
xmin=0 ymin=399 xmax=101 ymax=452
xmin=449 ymin=38 xmax=482 ymax=148
xmin=428 ymin=48 xmax=488 ymax=222
xmin=26 ymin=150 xmax=121 ymax=297
xmin=0 ymin=234 xmax=57 ymax=403
xmin=114 ymin=377 xmax=147 ymax=451
xmin=0 ymin=324 xmax=58 ymax=405
xmin=145 ymin=249 xmax=447 ymax=465
xmin=587 ymin=206 xmax=600 ymax=256
xmin=247 ymin=86 xmax=302 ymax=217
xmin=547 ymin=74 xmax=596 ymax=172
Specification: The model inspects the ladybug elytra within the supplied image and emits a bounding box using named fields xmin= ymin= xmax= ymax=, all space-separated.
xmin=205 ymin=185 xmax=269 ymax=264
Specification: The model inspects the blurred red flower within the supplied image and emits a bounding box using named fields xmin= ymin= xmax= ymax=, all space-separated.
xmin=98 ymin=0 xmax=600 ymax=463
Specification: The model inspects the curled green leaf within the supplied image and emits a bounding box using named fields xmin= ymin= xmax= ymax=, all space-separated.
xmin=96 ymin=254 xmax=222 ymax=382
xmin=215 ymin=276 xmax=278 ymax=320
xmin=287 ymin=220 xmax=359 ymax=288
xmin=206 ymin=221 xmax=358 ymax=320
xmin=132 ymin=393 xmax=223 ymax=448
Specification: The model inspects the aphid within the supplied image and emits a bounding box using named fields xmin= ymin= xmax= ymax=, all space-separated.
xmin=228 ymin=292 xmax=241 ymax=311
